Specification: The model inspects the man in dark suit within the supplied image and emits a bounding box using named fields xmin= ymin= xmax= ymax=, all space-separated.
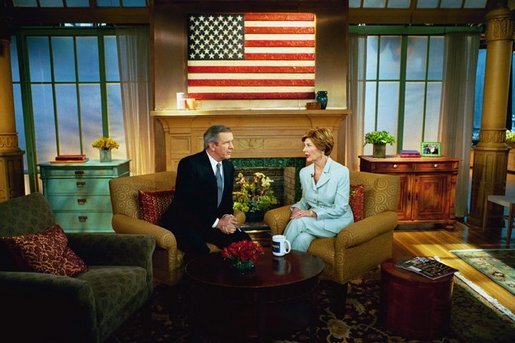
xmin=160 ymin=125 xmax=250 ymax=258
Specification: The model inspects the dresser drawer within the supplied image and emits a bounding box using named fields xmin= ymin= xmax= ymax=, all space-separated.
xmin=55 ymin=212 xmax=113 ymax=233
xmin=44 ymin=178 xmax=111 ymax=195
xmin=47 ymin=195 xmax=112 ymax=211
xmin=371 ymin=162 xmax=412 ymax=173
xmin=40 ymin=162 xmax=130 ymax=178
xmin=414 ymin=161 xmax=458 ymax=172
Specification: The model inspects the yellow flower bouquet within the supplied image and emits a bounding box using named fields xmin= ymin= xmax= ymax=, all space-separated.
xmin=91 ymin=137 xmax=119 ymax=151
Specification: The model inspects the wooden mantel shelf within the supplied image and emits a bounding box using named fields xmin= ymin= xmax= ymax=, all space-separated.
xmin=151 ymin=108 xmax=351 ymax=117
xmin=153 ymin=108 xmax=350 ymax=172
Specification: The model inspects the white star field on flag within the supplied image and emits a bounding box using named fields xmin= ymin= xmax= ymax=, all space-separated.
xmin=188 ymin=14 xmax=245 ymax=60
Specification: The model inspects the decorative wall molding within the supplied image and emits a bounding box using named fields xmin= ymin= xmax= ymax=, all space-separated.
xmin=0 ymin=133 xmax=18 ymax=151
xmin=485 ymin=7 xmax=514 ymax=42
xmin=479 ymin=129 xmax=507 ymax=145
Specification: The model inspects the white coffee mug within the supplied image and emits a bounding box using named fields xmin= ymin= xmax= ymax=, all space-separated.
xmin=272 ymin=235 xmax=291 ymax=257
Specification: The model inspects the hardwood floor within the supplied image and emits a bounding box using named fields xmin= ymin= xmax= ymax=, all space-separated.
xmin=392 ymin=173 xmax=515 ymax=313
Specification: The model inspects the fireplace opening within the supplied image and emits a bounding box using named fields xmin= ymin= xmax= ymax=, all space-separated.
xmin=232 ymin=158 xmax=305 ymax=209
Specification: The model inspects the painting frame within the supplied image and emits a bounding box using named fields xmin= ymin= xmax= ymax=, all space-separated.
xmin=420 ymin=142 xmax=441 ymax=157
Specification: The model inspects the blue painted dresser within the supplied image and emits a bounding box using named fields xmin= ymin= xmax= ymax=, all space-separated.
xmin=38 ymin=159 xmax=130 ymax=232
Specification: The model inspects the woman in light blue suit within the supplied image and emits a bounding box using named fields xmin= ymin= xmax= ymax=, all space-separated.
xmin=284 ymin=128 xmax=354 ymax=252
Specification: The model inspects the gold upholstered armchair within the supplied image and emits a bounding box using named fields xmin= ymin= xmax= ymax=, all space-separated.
xmin=264 ymin=171 xmax=400 ymax=286
xmin=109 ymin=171 xmax=245 ymax=285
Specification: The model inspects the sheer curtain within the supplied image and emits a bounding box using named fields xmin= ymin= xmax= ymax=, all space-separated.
xmin=347 ymin=33 xmax=367 ymax=171
xmin=439 ymin=33 xmax=480 ymax=217
xmin=116 ymin=26 xmax=154 ymax=175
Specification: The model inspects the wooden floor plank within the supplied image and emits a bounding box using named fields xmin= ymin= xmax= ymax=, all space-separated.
xmin=393 ymin=223 xmax=514 ymax=313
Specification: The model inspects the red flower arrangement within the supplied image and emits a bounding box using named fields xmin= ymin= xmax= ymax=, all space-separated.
xmin=221 ymin=240 xmax=265 ymax=271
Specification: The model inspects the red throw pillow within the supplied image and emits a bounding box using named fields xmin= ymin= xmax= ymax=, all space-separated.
xmin=138 ymin=189 xmax=175 ymax=225
xmin=349 ymin=184 xmax=365 ymax=222
xmin=0 ymin=224 xmax=88 ymax=276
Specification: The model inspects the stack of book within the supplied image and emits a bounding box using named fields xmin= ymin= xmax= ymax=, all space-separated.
xmin=399 ymin=149 xmax=421 ymax=158
xmin=51 ymin=154 xmax=88 ymax=163
xmin=396 ymin=256 xmax=458 ymax=280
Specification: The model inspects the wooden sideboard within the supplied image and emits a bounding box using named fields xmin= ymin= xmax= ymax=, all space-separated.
xmin=359 ymin=156 xmax=459 ymax=229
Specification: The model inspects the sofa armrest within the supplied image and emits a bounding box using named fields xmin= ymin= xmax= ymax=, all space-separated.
xmin=0 ymin=271 xmax=98 ymax=341
xmin=264 ymin=205 xmax=291 ymax=235
xmin=68 ymin=233 xmax=155 ymax=270
xmin=336 ymin=211 xmax=398 ymax=249
xmin=112 ymin=213 xmax=178 ymax=250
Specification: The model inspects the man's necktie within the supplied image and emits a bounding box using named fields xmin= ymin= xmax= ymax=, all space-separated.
xmin=216 ymin=163 xmax=223 ymax=206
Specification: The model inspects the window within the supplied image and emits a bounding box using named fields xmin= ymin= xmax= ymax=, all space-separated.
xmin=11 ymin=28 xmax=126 ymax=192
xmin=356 ymin=30 xmax=444 ymax=155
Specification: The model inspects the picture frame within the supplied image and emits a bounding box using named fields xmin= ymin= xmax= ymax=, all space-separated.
xmin=420 ymin=142 xmax=441 ymax=157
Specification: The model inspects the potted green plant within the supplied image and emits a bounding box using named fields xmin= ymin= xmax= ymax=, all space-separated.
xmin=364 ymin=130 xmax=396 ymax=158
xmin=233 ymin=172 xmax=279 ymax=222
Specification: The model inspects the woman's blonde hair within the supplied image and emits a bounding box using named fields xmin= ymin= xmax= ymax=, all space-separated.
xmin=302 ymin=127 xmax=334 ymax=156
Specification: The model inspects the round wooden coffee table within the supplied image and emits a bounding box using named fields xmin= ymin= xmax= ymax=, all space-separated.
xmin=380 ymin=259 xmax=454 ymax=340
xmin=184 ymin=249 xmax=324 ymax=342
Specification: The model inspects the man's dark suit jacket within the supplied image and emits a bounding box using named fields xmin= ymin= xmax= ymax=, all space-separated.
xmin=161 ymin=150 xmax=234 ymax=232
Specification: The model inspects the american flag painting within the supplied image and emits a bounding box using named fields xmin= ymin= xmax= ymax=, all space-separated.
xmin=187 ymin=13 xmax=316 ymax=100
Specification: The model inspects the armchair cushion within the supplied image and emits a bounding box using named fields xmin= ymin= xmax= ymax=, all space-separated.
xmin=0 ymin=224 xmax=88 ymax=276
xmin=138 ymin=189 xmax=175 ymax=225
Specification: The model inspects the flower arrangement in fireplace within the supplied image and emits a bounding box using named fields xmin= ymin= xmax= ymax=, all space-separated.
xmin=233 ymin=172 xmax=278 ymax=214
xmin=221 ymin=240 xmax=265 ymax=271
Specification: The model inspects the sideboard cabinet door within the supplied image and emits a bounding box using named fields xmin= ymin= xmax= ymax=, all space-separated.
xmin=38 ymin=159 xmax=130 ymax=233
xmin=359 ymin=156 xmax=459 ymax=229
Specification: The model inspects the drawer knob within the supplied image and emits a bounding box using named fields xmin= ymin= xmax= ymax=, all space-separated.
xmin=433 ymin=164 xmax=438 ymax=168
xmin=74 ymin=170 xmax=84 ymax=177
xmin=76 ymin=181 xmax=86 ymax=188
xmin=78 ymin=216 xmax=88 ymax=222
xmin=77 ymin=198 xmax=87 ymax=205
xmin=393 ymin=164 xmax=398 ymax=169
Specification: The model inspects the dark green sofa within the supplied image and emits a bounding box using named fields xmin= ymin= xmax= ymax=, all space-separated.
xmin=0 ymin=192 xmax=155 ymax=342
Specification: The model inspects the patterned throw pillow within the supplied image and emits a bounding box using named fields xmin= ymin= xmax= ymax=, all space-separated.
xmin=349 ymin=184 xmax=365 ymax=222
xmin=138 ymin=189 xmax=175 ymax=225
xmin=0 ymin=224 xmax=88 ymax=276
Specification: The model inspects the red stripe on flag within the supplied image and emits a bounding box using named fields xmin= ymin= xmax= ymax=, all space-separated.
xmin=188 ymin=79 xmax=315 ymax=87
xmin=188 ymin=66 xmax=315 ymax=73
xmin=245 ymin=40 xmax=315 ymax=47
xmin=245 ymin=53 xmax=315 ymax=60
xmin=189 ymin=92 xmax=316 ymax=100
xmin=245 ymin=27 xmax=314 ymax=35
xmin=244 ymin=13 xmax=315 ymax=21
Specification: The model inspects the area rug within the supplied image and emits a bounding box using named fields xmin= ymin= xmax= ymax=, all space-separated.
xmin=108 ymin=268 xmax=515 ymax=343
xmin=451 ymin=248 xmax=515 ymax=295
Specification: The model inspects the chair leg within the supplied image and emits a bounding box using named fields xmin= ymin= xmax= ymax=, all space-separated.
xmin=507 ymin=203 xmax=514 ymax=248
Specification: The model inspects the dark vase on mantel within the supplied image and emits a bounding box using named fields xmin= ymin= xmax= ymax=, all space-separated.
xmin=316 ymin=91 xmax=328 ymax=110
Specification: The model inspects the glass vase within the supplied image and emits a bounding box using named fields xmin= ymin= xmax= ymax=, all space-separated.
xmin=245 ymin=210 xmax=264 ymax=223
xmin=230 ymin=259 xmax=255 ymax=273
xmin=99 ymin=149 xmax=112 ymax=162
xmin=372 ymin=144 xmax=386 ymax=158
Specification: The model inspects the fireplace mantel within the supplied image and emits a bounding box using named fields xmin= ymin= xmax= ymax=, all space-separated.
xmin=152 ymin=108 xmax=350 ymax=172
